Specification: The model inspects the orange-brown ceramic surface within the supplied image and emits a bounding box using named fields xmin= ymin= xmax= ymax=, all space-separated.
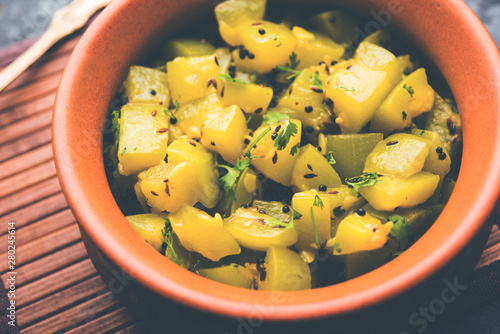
xmin=53 ymin=0 xmax=500 ymax=323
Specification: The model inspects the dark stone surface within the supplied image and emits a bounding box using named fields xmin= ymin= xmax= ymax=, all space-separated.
xmin=0 ymin=1 xmax=498 ymax=334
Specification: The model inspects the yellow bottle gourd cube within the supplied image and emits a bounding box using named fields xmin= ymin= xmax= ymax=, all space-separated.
xmin=258 ymin=246 xmax=311 ymax=291
xmin=117 ymin=104 xmax=170 ymax=176
xmin=364 ymin=133 xmax=431 ymax=178
xmin=169 ymin=205 xmax=240 ymax=261
xmin=324 ymin=185 xmax=359 ymax=219
xmin=370 ymin=68 xmax=435 ymax=134
xmin=327 ymin=212 xmax=393 ymax=254
xmin=165 ymin=138 xmax=220 ymax=208
xmin=125 ymin=213 xmax=168 ymax=252
xmin=291 ymin=144 xmax=342 ymax=192
xmin=276 ymin=69 xmax=333 ymax=135
xmin=363 ymin=28 xmax=392 ymax=50
xmin=359 ymin=172 xmax=440 ymax=211
xmin=167 ymin=54 xmax=220 ymax=105
xmin=325 ymin=42 xmax=401 ymax=134
xmin=249 ymin=119 xmax=301 ymax=186
xmin=162 ymin=38 xmax=215 ymax=60
xmin=231 ymin=21 xmax=298 ymax=74
xmin=200 ymin=105 xmax=248 ymax=164
xmin=224 ymin=208 xmax=298 ymax=252
xmin=292 ymin=26 xmax=344 ymax=69
xmin=411 ymin=129 xmax=451 ymax=180
xmin=216 ymin=78 xmax=273 ymax=114
xmin=198 ymin=265 xmax=254 ymax=289
xmin=291 ymin=190 xmax=331 ymax=263
xmin=215 ymin=0 xmax=266 ymax=46
xmin=123 ymin=66 xmax=170 ymax=105
xmin=176 ymin=93 xmax=223 ymax=139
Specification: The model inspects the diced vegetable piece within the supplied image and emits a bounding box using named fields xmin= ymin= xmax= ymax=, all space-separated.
xmin=291 ymin=190 xmax=331 ymax=262
xmin=249 ymin=119 xmax=301 ymax=186
xmin=165 ymin=138 xmax=220 ymax=207
xmin=327 ymin=212 xmax=393 ymax=254
xmin=167 ymin=55 xmax=220 ymax=105
xmin=326 ymin=43 xmax=401 ymax=133
xmin=326 ymin=133 xmax=383 ymax=180
xmin=224 ymin=208 xmax=298 ymax=251
xmin=292 ymin=26 xmax=344 ymax=69
xmin=123 ymin=66 xmax=170 ymax=105
xmin=327 ymin=185 xmax=366 ymax=236
xmin=169 ymin=205 xmax=240 ymax=261
xmin=232 ymin=21 xmax=298 ymax=74
xmin=126 ymin=213 xmax=192 ymax=269
xmin=309 ymin=10 xmax=362 ymax=45
xmin=370 ymin=68 xmax=435 ymax=134
xmin=162 ymin=38 xmax=215 ymax=60
xmin=276 ymin=69 xmax=333 ymax=135
xmin=397 ymin=55 xmax=419 ymax=77
xmin=291 ymin=144 xmax=342 ymax=192
xmin=258 ymin=246 xmax=311 ymax=291
xmin=198 ymin=265 xmax=254 ymax=289
xmin=424 ymin=94 xmax=462 ymax=162
xmin=167 ymin=123 xmax=185 ymax=145
xmin=364 ymin=133 xmax=431 ymax=178
xmin=362 ymin=203 xmax=434 ymax=234
xmin=177 ymin=93 xmax=223 ymax=138
xmin=363 ymin=28 xmax=392 ymax=50
xmin=252 ymin=200 xmax=292 ymax=222
xmin=117 ymin=104 xmax=170 ymax=176
xmin=216 ymin=168 xmax=263 ymax=217
xmin=215 ymin=48 xmax=232 ymax=74
xmin=200 ymin=104 xmax=248 ymax=164
xmin=359 ymin=172 xmax=440 ymax=211
xmin=411 ymin=129 xmax=451 ymax=180
xmin=344 ymin=242 xmax=397 ymax=279
xmin=215 ymin=0 xmax=266 ymax=45
xmin=126 ymin=213 xmax=167 ymax=251
xmin=216 ymin=78 xmax=273 ymax=114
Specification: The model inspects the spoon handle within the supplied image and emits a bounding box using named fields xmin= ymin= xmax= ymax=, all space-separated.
xmin=0 ymin=0 xmax=112 ymax=94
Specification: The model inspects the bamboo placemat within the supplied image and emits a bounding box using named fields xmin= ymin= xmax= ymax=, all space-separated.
xmin=0 ymin=33 xmax=499 ymax=334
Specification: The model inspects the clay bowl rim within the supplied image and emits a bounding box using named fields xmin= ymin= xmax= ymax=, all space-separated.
xmin=53 ymin=0 xmax=500 ymax=322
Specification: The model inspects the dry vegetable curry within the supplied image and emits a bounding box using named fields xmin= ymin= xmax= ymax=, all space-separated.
xmin=103 ymin=0 xmax=462 ymax=291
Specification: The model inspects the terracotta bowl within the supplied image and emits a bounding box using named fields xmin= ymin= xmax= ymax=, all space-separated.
xmin=53 ymin=0 xmax=500 ymax=332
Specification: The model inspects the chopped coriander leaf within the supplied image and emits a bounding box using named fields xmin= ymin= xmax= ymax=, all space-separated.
xmin=402 ymin=111 xmax=407 ymax=121
xmin=244 ymin=127 xmax=272 ymax=157
xmin=162 ymin=218 xmax=180 ymax=265
xmin=333 ymin=242 xmax=343 ymax=253
xmin=292 ymin=208 xmax=302 ymax=220
xmin=217 ymin=73 xmax=247 ymax=84
xmin=175 ymin=101 xmax=180 ymax=111
xmin=290 ymin=143 xmax=301 ymax=156
xmin=288 ymin=52 xmax=300 ymax=69
xmin=274 ymin=52 xmax=301 ymax=79
xmin=120 ymin=147 xmax=127 ymax=156
xmin=163 ymin=108 xmax=177 ymax=121
xmin=273 ymin=120 xmax=298 ymax=151
xmin=313 ymin=195 xmax=324 ymax=210
xmin=420 ymin=130 xmax=426 ymax=135
xmin=388 ymin=214 xmax=411 ymax=250
xmin=331 ymin=80 xmax=355 ymax=92
xmin=262 ymin=111 xmax=290 ymax=125
xmin=325 ymin=151 xmax=336 ymax=165
xmin=311 ymin=71 xmax=324 ymax=91
xmin=333 ymin=207 xmax=345 ymax=216
xmin=310 ymin=207 xmax=320 ymax=248
xmin=403 ymin=83 xmax=414 ymax=97
xmin=345 ymin=172 xmax=381 ymax=194
xmin=246 ymin=116 xmax=253 ymax=124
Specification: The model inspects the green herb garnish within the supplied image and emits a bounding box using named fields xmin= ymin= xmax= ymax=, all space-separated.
xmin=217 ymin=73 xmax=247 ymax=84
xmin=331 ymin=80 xmax=355 ymax=92
xmin=111 ymin=110 xmax=120 ymax=151
xmin=313 ymin=195 xmax=324 ymax=210
xmin=388 ymin=214 xmax=411 ymax=250
xmin=273 ymin=120 xmax=298 ymax=151
xmin=290 ymin=143 xmax=301 ymax=156
xmin=402 ymin=111 xmax=407 ymax=121
xmin=292 ymin=208 xmax=303 ymax=220
xmin=403 ymin=83 xmax=414 ymax=97
xmin=162 ymin=218 xmax=180 ymax=265
xmin=310 ymin=207 xmax=320 ymax=249
xmin=311 ymin=71 xmax=324 ymax=91
xmin=218 ymin=127 xmax=272 ymax=201
xmin=420 ymin=130 xmax=426 ymax=135
xmin=262 ymin=111 xmax=290 ymax=125
xmin=274 ymin=52 xmax=301 ymax=80
xmin=333 ymin=242 xmax=343 ymax=253
xmin=120 ymin=147 xmax=126 ymax=156
xmin=163 ymin=108 xmax=177 ymax=122
xmin=345 ymin=172 xmax=381 ymax=194
xmin=325 ymin=151 xmax=336 ymax=165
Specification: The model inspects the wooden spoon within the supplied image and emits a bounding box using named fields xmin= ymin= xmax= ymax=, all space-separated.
xmin=0 ymin=0 xmax=112 ymax=94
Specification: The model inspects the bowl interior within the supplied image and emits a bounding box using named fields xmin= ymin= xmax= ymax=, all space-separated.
xmin=53 ymin=0 xmax=500 ymax=321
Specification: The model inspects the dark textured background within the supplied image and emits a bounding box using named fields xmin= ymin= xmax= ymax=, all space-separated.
xmin=0 ymin=0 xmax=499 ymax=333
